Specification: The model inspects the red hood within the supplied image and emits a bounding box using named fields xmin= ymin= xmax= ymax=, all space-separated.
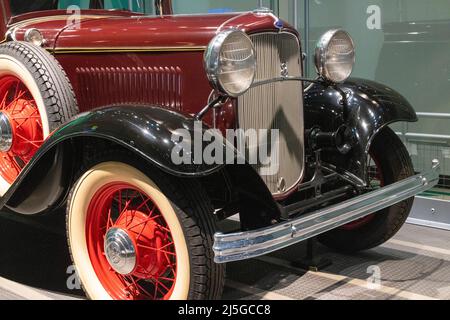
xmin=11 ymin=12 xmax=297 ymax=51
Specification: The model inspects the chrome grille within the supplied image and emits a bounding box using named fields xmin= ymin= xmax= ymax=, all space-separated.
xmin=237 ymin=32 xmax=304 ymax=196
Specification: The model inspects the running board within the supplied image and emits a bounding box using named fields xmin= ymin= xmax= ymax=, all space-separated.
xmin=213 ymin=160 xmax=440 ymax=263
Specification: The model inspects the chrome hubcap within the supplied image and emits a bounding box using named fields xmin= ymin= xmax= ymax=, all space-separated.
xmin=0 ymin=112 xmax=13 ymax=152
xmin=104 ymin=228 xmax=137 ymax=275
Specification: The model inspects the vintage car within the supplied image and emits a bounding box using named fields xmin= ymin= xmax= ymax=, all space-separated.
xmin=0 ymin=0 xmax=440 ymax=300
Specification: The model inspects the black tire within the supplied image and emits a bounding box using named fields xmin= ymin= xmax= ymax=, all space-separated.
xmin=0 ymin=41 xmax=79 ymax=129
xmin=319 ymin=127 xmax=415 ymax=253
xmin=66 ymin=150 xmax=225 ymax=300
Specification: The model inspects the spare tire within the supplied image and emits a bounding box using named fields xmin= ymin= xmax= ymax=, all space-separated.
xmin=0 ymin=41 xmax=78 ymax=195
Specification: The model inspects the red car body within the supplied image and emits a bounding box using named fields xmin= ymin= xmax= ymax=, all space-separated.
xmin=4 ymin=6 xmax=298 ymax=135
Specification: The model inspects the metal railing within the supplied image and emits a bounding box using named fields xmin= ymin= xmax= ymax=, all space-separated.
xmin=398 ymin=112 xmax=450 ymax=143
xmin=416 ymin=112 xmax=450 ymax=119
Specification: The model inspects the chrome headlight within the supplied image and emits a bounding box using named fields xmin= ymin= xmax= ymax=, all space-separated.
xmin=204 ymin=30 xmax=256 ymax=98
xmin=315 ymin=29 xmax=355 ymax=83
xmin=24 ymin=28 xmax=45 ymax=46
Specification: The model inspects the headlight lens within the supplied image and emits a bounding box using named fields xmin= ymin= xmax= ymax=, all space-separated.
xmin=315 ymin=29 xmax=355 ymax=83
xmin=204 ymin=30 xmax=256 ymax=98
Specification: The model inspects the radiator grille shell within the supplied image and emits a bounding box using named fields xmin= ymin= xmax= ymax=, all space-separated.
xmin=237 ymin=32 xmax=305 ymax=196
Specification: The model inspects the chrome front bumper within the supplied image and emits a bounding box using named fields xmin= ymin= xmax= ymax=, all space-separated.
xmin=213 ymin=161 xmax=440 ymax=264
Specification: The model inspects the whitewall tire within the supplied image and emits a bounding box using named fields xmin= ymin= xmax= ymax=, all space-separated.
xmin=0 ymin=42 xmax=78 ymax=196
xmin=67 ymin=156 xmax=224 ymax=300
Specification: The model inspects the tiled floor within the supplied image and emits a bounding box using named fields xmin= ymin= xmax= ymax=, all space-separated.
xmin=223 ymin=223 xmax=450 ymax=300
xmin=0 ymin=210 xmax=449 ymax=300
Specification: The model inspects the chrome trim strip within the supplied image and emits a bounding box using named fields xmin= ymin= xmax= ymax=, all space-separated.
xmin=51 ymin=46 xmax=207 ymax=54
xmin=213 ymin=160 xmax=440 ymax=263
xmin=250 ymin=75 xmax=317 ymax=88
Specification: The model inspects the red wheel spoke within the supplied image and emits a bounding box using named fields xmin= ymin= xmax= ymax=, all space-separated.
xmin=155 ymin=241 xmax=174 ymax=251
xmin=145 ymin=275 xmax=171 ymax=297
xmin=130 ymin=215 xmax=162 ymax=232
xmin=0 ymin=90 xmax=8 ymax=110
xmin=11 ymin=81 xmax=20 ymax=107
xmin=131 ymin=278 xmax=155 ymax=299
xmin=118 ymin=275 xmax=136 ymax=293
xmin=116 ymin=199 xmax=134 ymax=226
xmin=13 ymin=91 xmax=27 ymax=111
xmin=152 ymin=279 xmax=169 ymax=298
xmin=150 ymin=277 xmax=171 ymax=293
xmin=153 ymin=282 xmax=159 ymax=299
xmin=115 ymin=274 xmax=129 ymax=287
xmin=8 ymin=116 xmax=40 ymax=120
xmin=136 ymin=243 xmax=177 ymax=256
xmin=14 ymin=133 xmax=43 ymax=148
xmin=118 ymin=190 xmax=122 ymax=214
xmin=8 ymin=90 xmax=27 ymax=112
xmin=104 ymin=208 xmax=113 ymax=229
xmin=163 ymin=251 xmax=173 ymax=266
xmin=121 ymin=276 xmax=154 ymax=300
xmin=122 ymin=189 xmax=128 ymax=225
xmin=132 ymin=196 xmax=155 ymax=215
xmin=157 ymin=225 xmax=171 ymax=233
xmin=6 ymin=153 xmax=22 ymax=172
xmin=156 ymin=276 xmax=176 ymax=283
xmin=133 ymin=215 xmax=163 ymax=241
xmin=137 ymin=240 xmax=175 ymax=251
xmin=14 ymin=109 xmax=39 ymax=130
xmin=138 ymin=192 xmax=158 ymax=216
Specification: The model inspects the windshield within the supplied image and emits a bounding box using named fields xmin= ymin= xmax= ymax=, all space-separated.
xmin=9 ymin=0 xmax=260 ymax=17
xmin=10 ymin=1 xmax=154 ymax=16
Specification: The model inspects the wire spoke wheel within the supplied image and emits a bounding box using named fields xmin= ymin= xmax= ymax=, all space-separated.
xmin=68 ymin=160 xmax=225 ymax=301
xmin=86 ymin=183 xmax=178 ymax=300
xmin=0 ymin=75 xmax=43 ymax=184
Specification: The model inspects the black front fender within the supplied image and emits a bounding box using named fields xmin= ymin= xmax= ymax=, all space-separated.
xmin=304 ymin=78 xmax=417 ymax=186
xmin=2 ymin=105 xmax=237 ymax=214
xmin=51 ymin=105 xmax=233 ymax=177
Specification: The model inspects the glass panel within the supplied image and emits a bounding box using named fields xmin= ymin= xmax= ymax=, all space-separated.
xmin=10 ymin=0 xmax=60 ymax=15
xmin=300 ymin=0 xmax=450 ymax=184
xmin=11 ymin=0 xmax=276 ymax=16
xmin=58 ymin=1 xmax=90 ymax=9
xmin=9 ymin=0 xmax=151 ymax=15
xmin=102 ymin=0 xmax=153 ymax=12
xmin=171 ymin=0 xmax=262 ymax=14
